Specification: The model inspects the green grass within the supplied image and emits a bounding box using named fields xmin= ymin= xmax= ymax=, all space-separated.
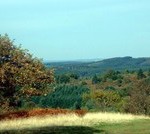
xmin=0 ymin=126 xmax=102 ymax=134
xmin=1 ymin=119 xmax=149 ymax=134
xmin=94 ymin=119 xmax=150 ymax=134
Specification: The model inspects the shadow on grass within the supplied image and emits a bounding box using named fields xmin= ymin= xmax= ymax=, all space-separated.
xmin=0 ymin=126 xmax=105 ymax=134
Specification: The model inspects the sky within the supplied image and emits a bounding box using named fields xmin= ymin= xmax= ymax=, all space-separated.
xmin=0 ymin=0 xmax=150 ymax=61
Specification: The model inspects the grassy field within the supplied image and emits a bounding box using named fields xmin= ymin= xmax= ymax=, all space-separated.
xmin=94 ymin=119 xmax=150 ymax=134
xmin=0 ymin=112 xmax=149 ymax=134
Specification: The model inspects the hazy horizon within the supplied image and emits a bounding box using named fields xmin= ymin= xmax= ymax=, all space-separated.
xmin=1 ymin=0 xmax=150 ymax=61
xmin=44 ymin=56 xmax=150 ymax=63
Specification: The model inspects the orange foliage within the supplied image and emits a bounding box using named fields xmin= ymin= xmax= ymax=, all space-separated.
xmin=0 ymin=108 xmax=87 ymax=121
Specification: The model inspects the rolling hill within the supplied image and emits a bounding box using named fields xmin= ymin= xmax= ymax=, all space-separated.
xmin=45 ymin=56 xmax=150 ymax=76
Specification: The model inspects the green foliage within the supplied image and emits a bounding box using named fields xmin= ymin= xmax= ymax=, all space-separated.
xmin=148 ymin=69 xmax=150 ymax=77
xmin=56 ymin=74 xmax=70 ymax=84
xmin=116 ymin=88 xmax=131 ymax=97
xmin=137 ymin=69 xmax=146 ymax=79
xmin=105 ymin=86 xmax=116 ymax=91
xmin=69 ymin=73 xmax=79 ymax=79
xmin=55 ymin=73 xmax=79 ymax=84
xmin=32 ymin=85 xmax=89 ymax=109
xmin=83 ymin=90 xmax=122 ymax=112
xmin=92 ymin=75 xmax=101 ymax=84
xmin=81 ymin=81 xmax=88 ymax=85
xmin=103 ymin=70 xmax=123 ymax=81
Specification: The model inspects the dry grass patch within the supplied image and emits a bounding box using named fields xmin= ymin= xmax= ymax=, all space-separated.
xmin=0 ymin=111 xmax=149 ymax=131
xmin=0 ymin=108 xmax=86 ymax=120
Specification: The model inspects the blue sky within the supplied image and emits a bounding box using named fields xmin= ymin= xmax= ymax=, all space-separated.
xmin=1 ymin=0 xmax=150 ymax=61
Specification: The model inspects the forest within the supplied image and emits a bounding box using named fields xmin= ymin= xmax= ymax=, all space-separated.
xmin=0 ymin=34 xmax=150 ymax=116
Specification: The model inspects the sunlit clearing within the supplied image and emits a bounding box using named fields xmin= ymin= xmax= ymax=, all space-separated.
xmin=0 ymin=112 xmax=149 ymax=131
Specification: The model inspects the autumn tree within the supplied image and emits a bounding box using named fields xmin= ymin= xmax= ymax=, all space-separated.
xmin=126 ymin=78 xmax=150 ymax=115
xmin=0 ymin=35 xmax=54 ymax=110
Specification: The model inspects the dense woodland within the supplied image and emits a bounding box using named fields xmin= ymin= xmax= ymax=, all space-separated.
xmin=0 ymin=35 xmax=150 ymax=116
xmin=28 ymin=69 xmax=150 ymax=115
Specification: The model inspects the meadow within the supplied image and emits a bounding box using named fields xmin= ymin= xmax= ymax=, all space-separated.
xmin=0 ymin=110 xmax=149 ymax=134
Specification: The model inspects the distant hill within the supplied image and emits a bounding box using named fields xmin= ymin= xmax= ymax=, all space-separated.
xmin=45 ymin=56 xmax=150 ymax=76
